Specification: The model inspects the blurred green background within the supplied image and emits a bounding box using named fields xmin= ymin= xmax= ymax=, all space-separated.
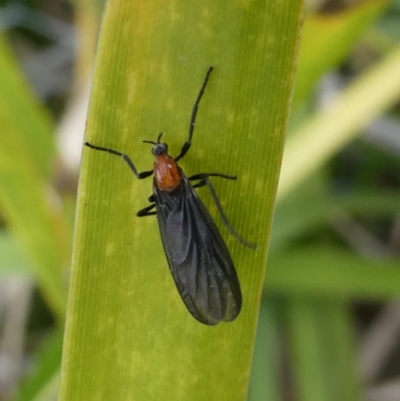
xmin=1 ymin=0 xmax=400 ymax=400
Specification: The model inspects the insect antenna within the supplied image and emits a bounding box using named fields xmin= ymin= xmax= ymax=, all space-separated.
xmin=174 ymin=66 xmax=214 ymax=162
xmin=143 ymin=132 xmax=164 ymax=145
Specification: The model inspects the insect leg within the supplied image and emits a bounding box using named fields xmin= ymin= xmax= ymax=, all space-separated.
xmin=189 ymin=172 xmax=237 ymax=182
xmin=191 ymin=179 xmax=207 ymax=189
xmin=85 ymin=142 xmax=153 ymax=179
xmin=201 ymin=178 xmax=257 ymax=249
xmin=137 ymin=203 xmax=156 ymax=217
xmin=174 ymin=66 xmax=214 ymax=162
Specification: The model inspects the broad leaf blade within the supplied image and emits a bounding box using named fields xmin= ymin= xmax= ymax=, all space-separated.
xmin=59 ymin=1 xmax=303 ymax=400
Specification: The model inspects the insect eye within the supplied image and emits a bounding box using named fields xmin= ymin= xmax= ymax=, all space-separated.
xmin=152 ymin=143 xmax=168 ymax=156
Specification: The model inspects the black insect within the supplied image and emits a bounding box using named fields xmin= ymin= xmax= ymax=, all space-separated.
xmin=85 ymin=66 xmax=255 ymax=325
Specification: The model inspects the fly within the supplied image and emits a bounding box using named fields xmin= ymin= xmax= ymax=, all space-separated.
xmin=85 ymin=66 xmax=255 ymax=325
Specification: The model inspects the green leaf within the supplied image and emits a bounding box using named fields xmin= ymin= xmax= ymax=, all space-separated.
xmin=279 ymin=44 xmax=400 ymax=200
xmin=0 ymin=35 xmax=55 ymax=176
xmin=267 ymin=246 xmax=400 ymax=299
xmin=0 ymin=36 xmax=69 ymax=318
xmin=59 ymin=1 xmax=303 ymax=400
xmin=14 ymin=329 xmax=63 ymax=401
xmin=293 ymin=0 xmax=389 ymax=108
xmin=0 ymin=231 xmax=32 ymax=276
xmin=286 ymin=299 xmax=361 ymax=401
xmin=272 ymin=185 xmax=400 ymax=250
xmin=247 ymin=299 xmax=280 ymax=401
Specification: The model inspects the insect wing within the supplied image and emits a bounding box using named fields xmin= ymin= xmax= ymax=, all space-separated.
xmin=154 ymin=175 xmax=242 ymax=325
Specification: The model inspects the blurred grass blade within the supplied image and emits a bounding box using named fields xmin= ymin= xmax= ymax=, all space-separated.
xmin=293 ymin=0 xmax=389 ymax=108
xmin=0 ymin=36 xmax=69 ymax=318
xmin=247 ymin=299 xmax=280 ymax=401
xmin=268 ymin=246 xmax=400 ymax=299
xmin=279 ymin=44 xmax=400 ymax=200
xmin=30 ymin=372 xmax=59 ymax=401
xmin=286 ymin=299 xmax=330 ymax=401
xmin=0 ymin=35 xmax=55 ymax=176
xmin=0 ymin=231 xmax=32 ymax=277
xmin=14 ymin=329 xmax=63 ymax=401
xmin=286 ymin=299 xmax=361 ymax=401
xmin=59 ymin=1 xmax=303 ymax=400
xmin=272 ymin=184 xmax=400 ymax=251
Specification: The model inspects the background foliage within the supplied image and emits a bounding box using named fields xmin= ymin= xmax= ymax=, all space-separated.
xmin=0 ymin=0 xmax=400 ymax=401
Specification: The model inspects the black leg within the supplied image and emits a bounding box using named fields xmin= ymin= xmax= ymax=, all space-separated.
xmin=192 ymin=179 xmax=207 ymax=189
xmin=174 ymin=66 xmax=214 ymax=162
xmin=85 ymin=142 xmax=153 ymax=179
xmin=200 ymin=178 xmax=257 ymax=249
xmin=137 ymin=203 xmax=156 ymax=217
xmin=189 ymin=172 xmax=237 ymax=182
